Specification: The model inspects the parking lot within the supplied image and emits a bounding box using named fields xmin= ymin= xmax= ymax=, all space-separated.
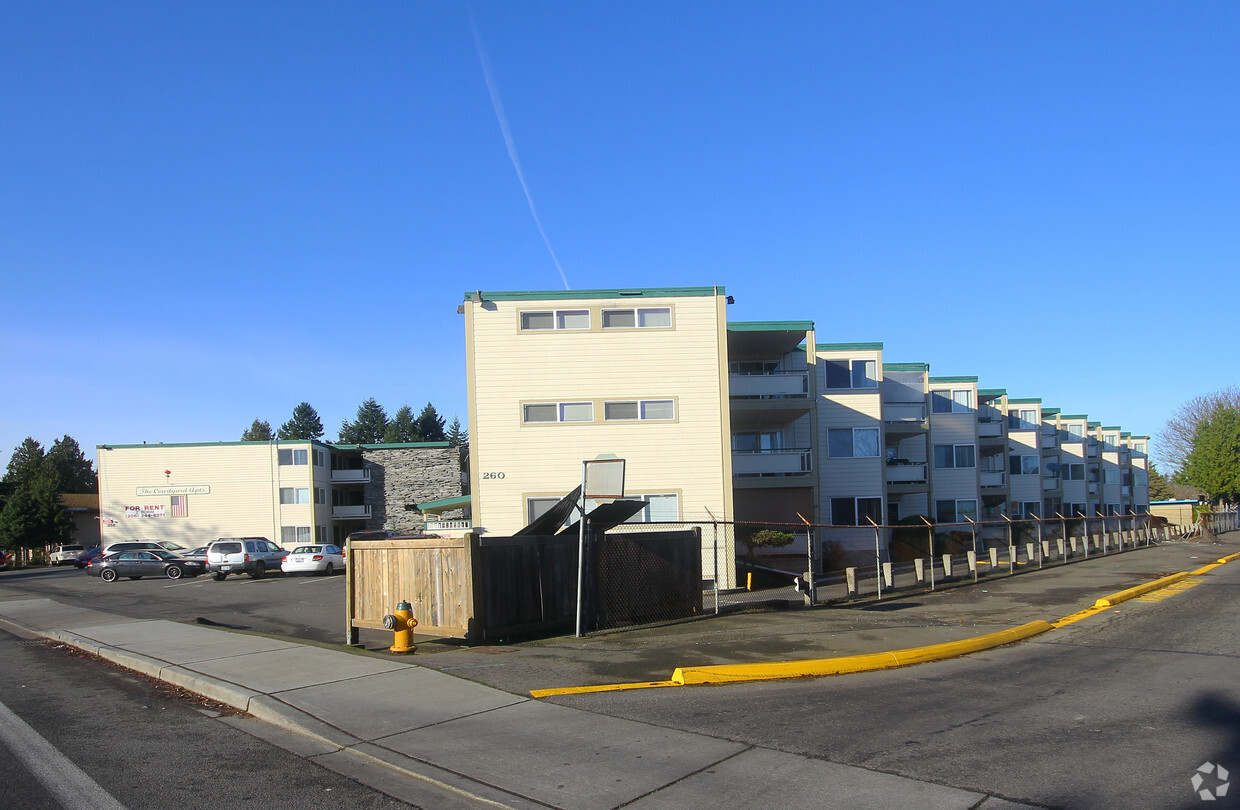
xmin=0 ymin=565 xmax=352 ymax=646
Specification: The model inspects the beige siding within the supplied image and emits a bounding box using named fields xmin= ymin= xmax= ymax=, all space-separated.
xmin=467 ymin=293 xmax=731 ymax=535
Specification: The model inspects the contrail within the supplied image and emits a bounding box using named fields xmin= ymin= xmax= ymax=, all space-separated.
xmin=469 ymin=9 xmax=570 ymax=290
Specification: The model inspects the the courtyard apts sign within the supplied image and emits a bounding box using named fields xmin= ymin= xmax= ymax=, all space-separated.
xmin=135 ymin=485 xmax=211 ymax=496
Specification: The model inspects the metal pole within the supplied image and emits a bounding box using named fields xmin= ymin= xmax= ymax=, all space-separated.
xmin=1003 ymin=514 xmax=1014 ymax=573
xmin=866 ymin=517 xmax=882 ymax=600
xmin=964 ymin=515 xmax=977 ymax=578
xmin=920 ymin=516 xmax=935 ymax=590
xmin=797 ymin=511 xmax=816 ymax=606
xmin=1036 ymin=516 xmax=1044 ymax=568
xmin=575 ymin=461 xmax=588 ymax=638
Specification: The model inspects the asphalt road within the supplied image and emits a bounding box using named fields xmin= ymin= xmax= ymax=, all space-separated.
xmin=546 ymin=560 xmax=1240 ymax=809
xmin=0 ymin=627 xmax=416 ymax=809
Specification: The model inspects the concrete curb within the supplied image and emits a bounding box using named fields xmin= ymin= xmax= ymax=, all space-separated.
xmin=669 ymin=620 xmax=1054 ymax=685
xmin=1092 ymin=571 xmax=1191 ymax=608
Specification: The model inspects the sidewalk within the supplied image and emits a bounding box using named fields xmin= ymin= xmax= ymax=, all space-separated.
xmin=1 ymin=537 xmax=1234 ymax=809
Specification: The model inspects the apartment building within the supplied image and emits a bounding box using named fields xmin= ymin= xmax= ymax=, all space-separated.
xmin=96 ymin=440 xmax=464 ymax=549
xmin=460 ymin=285 xmax=1151 ymax=568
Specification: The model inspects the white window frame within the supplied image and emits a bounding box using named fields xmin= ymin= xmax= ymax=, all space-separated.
xmin=1010 ymin=454 xmax=1040 ymax=476
xmin=831 ymin=496 xmax=883 ymax=527
xmin=281 ymin=526 xmax=312 ymax=544
xmin=600 ymin=307 xmax=672 ymax=329
xmin=936 ymin=499 xmax=978 ymax=523
xmin=603 ymin=399 xmax=676 ymax=421
xmin=519 ymin=309 xmax=591 ymax=331
xmin=625 ymin=493 xmax=680 ymax=523
xmin=825 ymin=359 xmax=878 ymax=390
xmin=523 ymin=401 xmax=595 ymax=424
xmin=279 ymin=487 xmax=310 ymax=505
xmin=828 ymin=428 xmax=880 ymax=458
xmin=934 ymin=444 xmax=976 ymax=469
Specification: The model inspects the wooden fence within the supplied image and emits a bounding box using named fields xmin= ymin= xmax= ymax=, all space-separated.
xmin=346 ymin=528 xmax=702 ymax=644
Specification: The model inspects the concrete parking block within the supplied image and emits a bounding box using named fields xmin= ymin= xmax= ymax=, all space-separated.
xmin=276 ymin=665 xmax=526 ymax=741
xmin=183 ymin=644 xmax=409 ymax=693
xmin=378 ymin=700 xmax=747 ymax=810
xmin=625 ymin=746 xmax=998 ymax=810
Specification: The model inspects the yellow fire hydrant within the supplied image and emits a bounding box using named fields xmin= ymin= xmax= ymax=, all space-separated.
xmin=381 ymin=600 xmax=418 ymax=654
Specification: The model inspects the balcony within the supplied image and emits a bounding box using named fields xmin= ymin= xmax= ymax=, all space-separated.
xmin=978 ymin=420 xmax=1004 ymax=438
xmin=331 ymin=468 xmax=371 ymax=483
xmin=332 ymin=505 xmax=371 ymax=519
xmin=883 ymin=401 xmax=927 ymax=424
xmin=729 ymin=371 xmax=808 ymax=399
xmin=885 ymin=462 xmax=927 ymax=485
xmin=1042 ymin=476 xmax=1061 ymax=492
xmin=1040 ymin=432 xmax=1059 ymax=449
xmin=733 ymin=448 xmax=812 ymax=477
xmin=425 ymin=519 xmax=471 ymax=532
xmin=980 ymin=470 xmax=1006 ymax=488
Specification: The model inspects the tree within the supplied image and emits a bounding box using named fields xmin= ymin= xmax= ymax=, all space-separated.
xmin=414 ymin=402 xmax=446 ymax=442
xmin=737 ymin=527 xmax=796 ymax=558
xmin=4 ymin=438 xmax=46 ymax=487
xmin=278 ymin=402 xmax=325 ymax=440
xmin=1159 ymin=387 xmax=1240 ymax=474
xmin=241 ymin=419 xmax=274 ymax=441
xmin=338 ymin=398 xmax=389 ymax=444
xmin=1177 ymin=406 xmax=1240 ymax=503
xmin=44 ymin=435 xmax=97 ymax=493
xmin=446 ymin=416 xmax=468 ymax=449
xmin=0 ymin=477 xmax=74 ymax=553
xmin=383 ymin=405 xmax=419 ymax=443
xmin=1147 ymin=462 xmax=1175 ymax=502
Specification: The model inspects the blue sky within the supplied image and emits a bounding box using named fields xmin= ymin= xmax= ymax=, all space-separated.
xmin=3 ymin=1 xmax=1237 ymax=471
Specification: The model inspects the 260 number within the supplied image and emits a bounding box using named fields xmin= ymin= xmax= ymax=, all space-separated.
xmin=482 ymin=472 xmax=505 ymax=479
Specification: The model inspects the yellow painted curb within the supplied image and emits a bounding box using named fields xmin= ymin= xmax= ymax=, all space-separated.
xmin=1093 ymin=572 xmax=1190 ymax=608
xmin=530 ymin=680 xmax=678 ymax=698
xmin=669 ymin=620 xmax=1054 ymax=686
xmin=1219 ymin=552 xmax=1240 ymax=563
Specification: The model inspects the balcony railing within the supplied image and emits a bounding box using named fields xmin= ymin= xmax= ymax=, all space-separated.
xmin=1042 ymin=476 xmax=1061 ymax=491
xmin=885 ymin=462 xmax=927 ymax=485
xmin=980 ymin=470 xmax=1006 ymax=488
xmin=1040 ymin=433 xmax=1059 ymax=449
xmin=425 ymin=519 xmax=471 ymax=531
xmin=883 ymin=402 xmax=927 ymax=423
xmin=331 ymin=505 xmax=372 ymax=519
xmin=978 ymin=421 xmax=1004 ymax=438
xmin=733 ymin=448 xmax=812 ymax=477
xmin=331 ymin=468 xmax=371 ymax=483
xmin=729 ymin=371 xmax=808 ymax=399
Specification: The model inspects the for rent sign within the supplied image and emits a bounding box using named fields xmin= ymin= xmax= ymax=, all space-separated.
xmin=124 ymin=505 xmax=166 ymax=518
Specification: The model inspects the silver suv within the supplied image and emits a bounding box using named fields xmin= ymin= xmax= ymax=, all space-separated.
xmin=206 ymin=537 xmax=288 ymax=580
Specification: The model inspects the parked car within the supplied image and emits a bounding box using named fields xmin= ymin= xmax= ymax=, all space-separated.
xmin=50 ymin=545 xmax=86 ymax=566
xmin=101 ymin=541 xmax=168 ymax=555
xmin=206 ymin=537 xmax=288 ymax=580
xmin=87 ymin=550 xmax=205 ymax=581
xmin=0 ymin=548 xmax=12 ymax=570
xmin=152 ymin=540 xmax=190 ymax=554
xmin=181 ymin=546 xmax=209 ymax=563
xmin=74 ymin=547 xmax=105 ymax=569
xmin=281 ymin=544 xmax=347 ymax=576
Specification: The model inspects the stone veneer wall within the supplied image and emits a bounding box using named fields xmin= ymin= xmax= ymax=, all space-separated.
xmin=361 ymin=447 xmax=465 ymax=535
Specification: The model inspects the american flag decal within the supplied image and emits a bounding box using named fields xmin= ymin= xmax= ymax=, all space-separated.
xmin=170 ymin=495 xmax=188 ymax=517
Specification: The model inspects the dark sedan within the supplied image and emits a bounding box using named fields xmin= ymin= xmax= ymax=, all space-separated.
xmin=87 ymin=550 xmax=205 ymax=582
xmin=74 ymin=547 xmax=104 ymax=568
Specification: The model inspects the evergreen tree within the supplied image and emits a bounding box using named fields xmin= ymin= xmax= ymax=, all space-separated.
xmin=1177 ymin=407 xmax=1240 ymax=502
xmin=414 ymin=402 xmax=446 ymax=442
xmin=446 ymin=416 xmax=468 ymax=449
xmin=1147 ymin=462 xmax=1175 ymax=502
xmin=0 ymin=477 xmax=74 ymax=552
xmin=278 ymin=402 xmax=325 ymax=440
xmin=44 ymin=435 xmax=97 ymax=493
xmin=4 ymin=438 xmax=46 ymax=487
xmin=339 ymin=398 xmax=389 ymax=444
xmin=241 ymin=419 xmax=274 ymax=441
xmin=383 ymin=405 xmax=419 ymax=443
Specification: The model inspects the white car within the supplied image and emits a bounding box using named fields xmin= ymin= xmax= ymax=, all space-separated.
xmin=281 ymin=544 xmax=347 ymax=576
xmin=50 ymin=545 xmax=86 ymax=566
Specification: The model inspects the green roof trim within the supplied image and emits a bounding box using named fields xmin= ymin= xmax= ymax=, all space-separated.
xmin=1102 ymin=425 xmax=1122 ymax=431
xmin=466 ymin=286 xmax=725 ymax=302
xmin=416 ymin=494 xmax=471 ymax=511
xmin=1132 ymin=435 xmax=1150 ymax=440
xmin=929 ymin=376 xmax=978 ymax=383
xmin=1042 ymin=408 xmax=1061 ymax=416
xmin=1008 ymin=397 xmax=1043 ymax=404
xmin=1061 ymin=414 xmax=1089 ymax=420
xmin=344 ymin=442 xmax=453 ymax=450
xmin=1088 ymin=421 xmax=1101 ymax=427
xmin=1121 ymin=431 xmax=1132 ymax=438
xmin=883 ymin=362 xmax=929 ymax=371
xmin=728 ymin=320 xmax=814 ymax=332
xmin=977 ymin=388 xmax=1007 ymax=397
xmin=816 ymin=342 xmax=883 ymax=351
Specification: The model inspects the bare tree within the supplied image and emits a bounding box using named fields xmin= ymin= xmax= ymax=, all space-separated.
xmin=1159 ymin=386 xmax=1240 ymax=473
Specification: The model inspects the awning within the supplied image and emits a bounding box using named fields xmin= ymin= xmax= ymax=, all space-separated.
xmin=416 ymin=495 xmax=471 ymax=515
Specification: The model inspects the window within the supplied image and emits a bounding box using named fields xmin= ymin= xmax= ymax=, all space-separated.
xmin=935 ymin=499 xmax=978 ymax=523
xmin=1023 ymin=502 xmax=1041 ymax=519
xmin=1133 ymin=442 xmax=1146 ymax=454
xmin=731 ymin=361 xmax=780 ymax=375
xmin=281 ymin=526 xmax=312 ymax=545
xmin=313 ymin=449 xmax=325 ymax=466
xmin=316 ymin=525 xmax=327 ymax=544
xmin=278 ymin=449 xmax=309 ymax=466
xmin=829 ymin=428 xmax=880 ymax=458
xmin=1009 ymin=454 xmax=1040 ymax=475
xmin=520 ymin=309 xmax=590 ymax=331
xmin=1067 ymin=463 xmax=1085 ymax=481
xmin=934 ymin=444 xmax=976 ymax=469
xmin=1104 ymin=433 xmax=1119 ymax=447
xmin=601 ymin=307 xmax=672 ymax=329
xmin=1134 ymin=471 xmax=1148 ymax=487
xmin=526 ymin=497 xmax=561 ymax=524
xmin=1106 ymin=504 xmax=1122 ymax=516
xmin=523 ymin=402 xmax=595 ymax=423
xmin=932 ymin=389 xmax=973 ymax=413
xmin=831 ymin=496 xmax=883 ymax=526
xmin=604 ymin=399 xmax=675 ymax=421
xmin=627 ymin=493 xmax=680 ymax=523
xmin=1065 ymin=503 xmax=1087 ymax=516
xmin=315 ymin=487 xmax=326 ymax=504
xmin=279 ymin=487 xmax=310 ymax=505
xmin=1104 ymin=469 xmax=1119 ymax=484
xmin=733 ymin=431 xmax=782 ymax=451
xmin=825 ymin=359 xmax=878 ymax=389
xmin=1066 ymin=424 xmax=1084 ymax=439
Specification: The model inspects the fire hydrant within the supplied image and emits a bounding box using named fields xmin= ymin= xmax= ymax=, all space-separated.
xmin=381 ymin=600 xmax=418 ymax=654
